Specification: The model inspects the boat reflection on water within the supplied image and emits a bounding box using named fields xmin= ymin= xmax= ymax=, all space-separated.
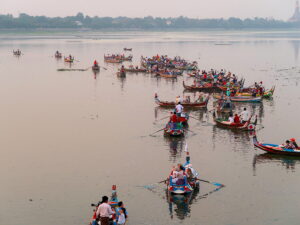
xmin=253 ymin=153 xmax=300 ymax=174
xmin=92 ymin=70 xmax=99 ymax=80
xmin=166 ymin=185 xmax=223 ymax=220
xmin=164 ymin=136 xmax=185 ymax=162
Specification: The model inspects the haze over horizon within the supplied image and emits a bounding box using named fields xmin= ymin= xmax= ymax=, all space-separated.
xmin=1 ymin=0 xmax=297 ymax=20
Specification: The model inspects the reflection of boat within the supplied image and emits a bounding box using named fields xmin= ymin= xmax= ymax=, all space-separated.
xmin=253 ymin=136 xmax=300 ymax=156
xmin=253 ymin=153 xmax=300 ymax=172
xmin=155 ymin=94 xmax=209 ymax=108
xmin=90 ymin=185 xmax=126 ymax=225
xmin=213 ymin=113 xmax=257 ymax=131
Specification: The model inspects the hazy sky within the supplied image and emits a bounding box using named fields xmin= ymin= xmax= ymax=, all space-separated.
xmin=1 ymin=0 xmax=298 ymax=20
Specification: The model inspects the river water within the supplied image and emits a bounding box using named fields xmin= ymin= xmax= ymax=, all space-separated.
xmin=1 ymin=30 xmax=300 ymax=225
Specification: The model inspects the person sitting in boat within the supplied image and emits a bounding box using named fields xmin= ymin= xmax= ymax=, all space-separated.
xmin=240 ymin=108 xmax=249 ymax=123
xmin=290 ymin=138 xmax=298 ymax=148
xmin=169 ymin=112 xmax=178 ymax=123
xmin=175 ymin=102 xmax=184 ymax=117
xmin=172 ymin=164 xmax=185 ymax=185
xmin=117 ymin=209 xmax=126 ymax=225
xmin=185 ymin=96 xmax=191 ymax=103
xmin=234 ymin=114 xmax=240 ymax=124
xmin=228 ymin=113 xmax=234 ymax=124
xmin=283 ymin=140 xmax=295 ymax=149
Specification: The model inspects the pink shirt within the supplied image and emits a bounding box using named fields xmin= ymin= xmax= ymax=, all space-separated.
xmin=96 ymin=203 xmax=114 ymax=218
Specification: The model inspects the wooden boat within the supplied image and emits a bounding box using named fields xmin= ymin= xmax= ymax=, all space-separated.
xmin=13 ymin=50 xmax=21 ymax=56
xmin=236 ymin=86 xmax=275 ymax=98
xmin=164 ymin=122 xmax=184 ymax=137
xmin=213 ymin=113 xmax=257 ymax=131
xmin=253 ymin=136 xmax=300 ymax=156
xmin=124 ymin=68 xmax=147 ymax=73
xmin=183 ymin=81 xmax=220 ymax=92
xmin=167 ymin=152 xmax=199 ymax=194
xmin=64 ymin=57 xmax=74 ymax=63
xmin=213 ymin=94 xmax=262 ymax=103
xmin=89 ymin=185 xmax=126 ymax=225
xmin=105 ymin=58 xmax=122 ymax=63
xmin=155 ymin=94 xmax=209 ymax=108
xmin=122 ymin=55 xmax=133 ymax=61
xmin=55 ymin=52 xmax=62 ymax=58
xmin=117 ymin=71 xmax=126 ymax=77
xmin=123 ymin=48 xmax=132 ymax=51
xmin=92 ymin=65 xmax=100 ymax=71
xmin=156 ymin=72 xmax=177 ymax=78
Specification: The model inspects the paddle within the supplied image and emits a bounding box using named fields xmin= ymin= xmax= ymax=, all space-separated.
xmin=155 ymin=116 xmax=170 ymax=122
xmin=196 ymin=178 xmax=225 ymax=187
xmin=149 ymin=128 xmax=165 ymax=136
xmin=184 ymin=127 xmax=196 ymax=134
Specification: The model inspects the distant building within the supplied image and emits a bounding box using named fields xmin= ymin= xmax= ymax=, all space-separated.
xmin=289 ymin=0 xmax=300 ymax=22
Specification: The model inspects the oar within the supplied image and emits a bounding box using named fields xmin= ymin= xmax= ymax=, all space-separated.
xmin=99 ymin=66 xmax=107 ymax=70
xmin=184 ymin=127 xmax=196 ymax=134
xmin=196 ymin=178 xmax=224 ymax=187
xmin=155 ymin=116 xmax=170 ymax=121
xmin=158 ymin=178 xmax=168 ymax=183
xmin=149 ymin=128 xmax=165 ymax=136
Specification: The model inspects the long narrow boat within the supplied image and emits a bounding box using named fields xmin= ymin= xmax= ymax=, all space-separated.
xmin=183 ymin=81 xmax=220 ymax=92
xmin=13 ymin=50 xmax=21 ymax=56
xmin=64 ymin=57 xmax=74 ymax=63
xmin=117 ymin=71 xmax=126 ymax=77
xmin=104 ymin=58 xmax=123 ymax=63
xmin=55 ymin=52 xmax=62 ymax=58
xmin=213 ymin=94 xmax=262 ymax=103
xmin=213 ymin=113 xmax=257 ymax=131
xmin=156 ymin=72 xmax=177 ymax=78
xmin=92 ymin=65 xmax=100 ymax=71
xmin=236 ymin=86 xmax=275 ymax=99
xmin=123 ymin=48 xmax=132 ymax=51
xmin=253 ymin=136 xmax=300 ymax=156
xmin=90 ymin=185 xmax=126 ymax=225
xmin=124 ymin=68 xmax=147 ymax=73
xmin=164 ymin=122 xmax=184 ymax=137
xmin=155 ymin=94 xmax=209 ymax=108
xmin=167 ymin=151 xmax=199 ymax=194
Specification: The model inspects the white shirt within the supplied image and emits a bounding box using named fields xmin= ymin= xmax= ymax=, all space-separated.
xmin=117 ymin=213 xmax=126 ymax=225
xmin=96 ymin=203 xmax=114 ymax=218
xmin=240 ymin=110 xmax=249 ymax=121
xmin=176 ymin=104 xmax=184 ymax=113
xmin=228 ymin=117 xmax=234 ymax=123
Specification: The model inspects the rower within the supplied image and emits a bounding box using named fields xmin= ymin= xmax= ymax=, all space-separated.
xmin=96 ymin=196 xmax=115 ymax=225
xmin=284 ymin=140 xmax=295 ymax=149
xmin=120 ymin=65 xmax=125 ymax=73
xmin=240 ymin=108 xmax=249 ymax=123
xmin=94 ymin=60 xmax=98 ymax=66
xmin=175 ymin=96 xmax=181 ymax=104
xmin=175 ymin=102 xmax=184 ymax=117
xmin=169 ymin=112 xmax=178 ymax=123
xmin=290 ymin=138 xmax=298 ymax=148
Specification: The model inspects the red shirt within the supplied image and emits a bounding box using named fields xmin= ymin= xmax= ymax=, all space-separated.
xmin=170 ymin=114 xmax=178 ymax=123
xmin=234 ymin=115 xmax=240 ymax=124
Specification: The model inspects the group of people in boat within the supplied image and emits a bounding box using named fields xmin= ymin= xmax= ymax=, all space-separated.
xmin=95 ymin=196 xmax=128 ymax=225
xmin=227 ymin=108 xmax=250 ymax=124
xmin=104 ymin=54 xmax=132 ymax=61
xmin=282 ymin=138 xmax=299 ymax=149
xmin=13 ymin=49 xmax=21 ymax=55
xmin=141 ymin=55 xmax=197 ymax=73
xmin=169 ymin=163 xmax=197 ymax=185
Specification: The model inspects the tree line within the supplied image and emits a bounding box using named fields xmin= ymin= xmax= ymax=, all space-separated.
xmin=0 ymin=13 xmax=299 ymax=29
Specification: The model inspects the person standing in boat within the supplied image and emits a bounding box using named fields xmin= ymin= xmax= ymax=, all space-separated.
xmin=234 ymin=114 xmax=240 ymax=124
xmin=240 ymin=108 xmax=249 ymax=123
xmin=96 ymin=196 xmax=114 ymax=225
xmin=175 ymin=102 xmax=184 ymax=117
xmin=169 ymin=112 xmax=178 ymax=123
xmin=94 ymin=60 xmax=98 ymax=66
xmin=228 ymin=113 xmax=234 ymax=124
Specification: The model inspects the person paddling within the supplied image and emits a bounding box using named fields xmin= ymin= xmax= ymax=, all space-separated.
xmin=175 ymin=102 xmax=184 ymax=117
xmin=240 ymin=108 xmax=249 ymax=123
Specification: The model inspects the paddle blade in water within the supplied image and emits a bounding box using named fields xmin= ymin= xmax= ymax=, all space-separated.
xmin=212 ymin=182 xmax=225 ymax=187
